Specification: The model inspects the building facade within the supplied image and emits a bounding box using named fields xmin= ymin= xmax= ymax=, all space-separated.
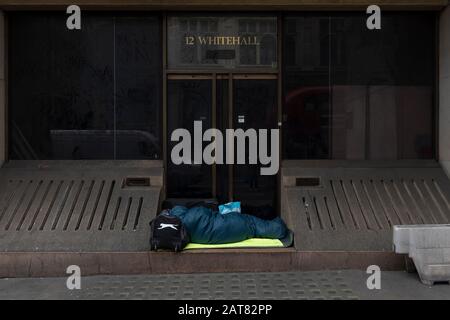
xmin=0 ymin=0 xmax=449 ymax=276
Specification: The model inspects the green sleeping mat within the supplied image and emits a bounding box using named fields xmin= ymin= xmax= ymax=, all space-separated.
xmin=183 ymin=230 xmax=294 ymax=250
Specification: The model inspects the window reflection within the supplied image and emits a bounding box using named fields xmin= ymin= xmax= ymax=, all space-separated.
xmin=9 ymin=13 xmax=162 ymax=160
xmin=283 ymin=13 xmax=435 ymax=160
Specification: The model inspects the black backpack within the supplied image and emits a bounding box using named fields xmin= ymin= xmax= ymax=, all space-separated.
xmin=150 ymin=210 xmax=190 ymax=252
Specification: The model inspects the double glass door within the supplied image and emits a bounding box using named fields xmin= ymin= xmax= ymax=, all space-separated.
xmin=167 ymin=74 xmax=278 ymax=212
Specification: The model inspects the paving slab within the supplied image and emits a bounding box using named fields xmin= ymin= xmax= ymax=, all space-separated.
xmin=0 ymin=270 xmax=449 ymax=300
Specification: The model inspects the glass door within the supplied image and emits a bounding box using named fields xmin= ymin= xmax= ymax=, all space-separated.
xmin=166 ymin=74 xmax=278 ymax=215
xmin=167 ymin=75 xmax=213 ymax=198
xmin=232 ymin=76 xmax=278 ymax=212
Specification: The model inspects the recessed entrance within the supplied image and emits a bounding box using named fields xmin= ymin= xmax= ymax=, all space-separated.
xmin=166 ymin=74 xmax=278 ymax=212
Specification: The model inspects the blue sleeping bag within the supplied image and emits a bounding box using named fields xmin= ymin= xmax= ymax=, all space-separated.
xmin=170 ymin=205 xmax=288 ymax=244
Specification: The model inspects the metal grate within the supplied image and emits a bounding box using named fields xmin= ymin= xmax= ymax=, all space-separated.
xmin=299 ymin=178 xmax=450 ymax=232
xmin=283 ymin=166 xmax=450 ymax=251
xmin=0 ymin=179 xmax=147 ymax=232
xmin=0 ymin=161 xmax=162 ymax=252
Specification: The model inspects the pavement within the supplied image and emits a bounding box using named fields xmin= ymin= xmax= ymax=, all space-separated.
xmin=0 ymin=270 xmax=449 ymax=300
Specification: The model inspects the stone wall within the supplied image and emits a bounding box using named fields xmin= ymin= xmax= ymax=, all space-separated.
xmin=440 ymin=5 xmax=450 ymax=177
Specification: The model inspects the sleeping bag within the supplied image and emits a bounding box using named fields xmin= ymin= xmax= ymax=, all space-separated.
xmin=170 ymin=205 xmax=287 ymax=244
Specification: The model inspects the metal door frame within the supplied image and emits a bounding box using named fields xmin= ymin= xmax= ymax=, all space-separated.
xmin=162 ymin=13 xmax=282 ymax=209
xmin=165 ymin=73 xmax=279 ymax=203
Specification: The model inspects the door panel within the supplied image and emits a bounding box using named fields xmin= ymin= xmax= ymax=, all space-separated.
xmin=232 ymin=79 xmax=278 ymax=212
xmin=216 ymin=79 xmax=230 ymax=204
xmin=167 ymin=79 xmax=213 ymax=198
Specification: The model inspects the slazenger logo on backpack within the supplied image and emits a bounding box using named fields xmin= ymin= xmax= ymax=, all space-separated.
xmin=150 ymin=213 xmax=189 ymax=252
xmin=158 ymin=223 xmax=178 ymax=230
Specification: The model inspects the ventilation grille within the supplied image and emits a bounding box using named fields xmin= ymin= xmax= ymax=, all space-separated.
xmin=0 ymin=179 xmax=145 ymax=232
xmin=296 ymin=178 xmax=450 ymax=232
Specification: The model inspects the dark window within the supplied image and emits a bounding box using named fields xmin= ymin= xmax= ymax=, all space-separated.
xmin=9 ymin=13 xmax=162 ymax=160
xmin=283 ymin=13 xmax=436 ymax=160
xmin=115 ymin=17 xmax=162 ymax=160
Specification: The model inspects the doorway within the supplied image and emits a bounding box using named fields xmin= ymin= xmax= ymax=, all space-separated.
xmin=166 ymin=74 xmax=278 ymax=212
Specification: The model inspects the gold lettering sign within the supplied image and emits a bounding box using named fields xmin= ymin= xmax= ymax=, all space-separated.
xmin=185 ymin=36 xmax=260 ymax=46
